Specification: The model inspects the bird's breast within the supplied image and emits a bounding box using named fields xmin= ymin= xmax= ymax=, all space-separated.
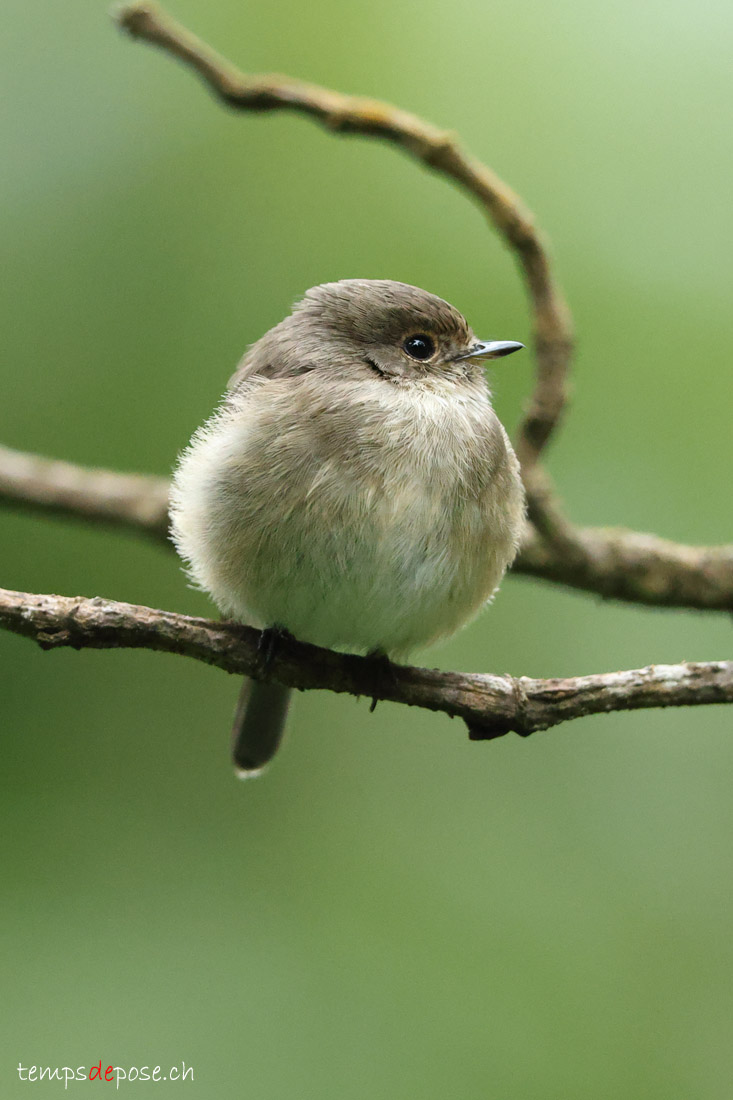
xmin=171 ymin=376 xmax=523 ymax=655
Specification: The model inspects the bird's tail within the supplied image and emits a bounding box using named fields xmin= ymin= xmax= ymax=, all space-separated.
xmin=231 ymin=678 xmax=292 ymax=778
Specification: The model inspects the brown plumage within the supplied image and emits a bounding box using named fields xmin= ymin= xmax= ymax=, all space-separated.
xmin=171 ymin=280 xmax=526 ymax=775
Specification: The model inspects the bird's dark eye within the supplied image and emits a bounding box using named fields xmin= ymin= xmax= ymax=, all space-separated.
xmin=403 ymin=334 xmax=436 ymax=361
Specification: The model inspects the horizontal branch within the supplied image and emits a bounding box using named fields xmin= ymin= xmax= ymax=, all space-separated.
xmin=114 ymin=1 xmax=573 ymax=475
xmin=2 ymin=587 xmax=732 ymax=737
xmin=519 ymin=522 xmax=733 ymax=613
xmin=3 ymin=445 xmax=731 ymax=613
xmin=0 ymin=444 xmax=169 ymax=540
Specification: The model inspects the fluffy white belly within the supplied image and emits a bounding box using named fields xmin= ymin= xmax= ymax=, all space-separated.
xmin=170 ymin=380 xmax=523 ymax=659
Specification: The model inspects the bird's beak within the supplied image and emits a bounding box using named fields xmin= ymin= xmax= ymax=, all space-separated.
xmin=456 ymin=340 xmax=525 ymax=361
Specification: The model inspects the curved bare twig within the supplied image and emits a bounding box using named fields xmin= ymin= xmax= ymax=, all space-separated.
xmin=114 ymin=0 xmax=573 ymax=476
xmin=2 ymin=587 xmax=732 ymax=738
xmin=2 ymin=6 xmax=731 ymax=752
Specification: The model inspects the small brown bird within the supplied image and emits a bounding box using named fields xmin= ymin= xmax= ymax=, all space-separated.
xmin=170 ymin=280 xmax=525 ymax=775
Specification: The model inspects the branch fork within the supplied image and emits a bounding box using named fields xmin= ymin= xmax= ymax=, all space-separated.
xmin=0 ymin=3 xmax=730 ymax=741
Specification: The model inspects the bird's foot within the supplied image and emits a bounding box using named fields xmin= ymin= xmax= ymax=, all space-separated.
xmin=366 ymin=649 xmax=399 ymax=712
xmin=256 ymin=624 xmax=294 ymax=679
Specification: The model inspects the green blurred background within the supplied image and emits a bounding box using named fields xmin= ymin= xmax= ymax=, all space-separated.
xmin=2 ymin=0 xmax=732 ymax=1095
